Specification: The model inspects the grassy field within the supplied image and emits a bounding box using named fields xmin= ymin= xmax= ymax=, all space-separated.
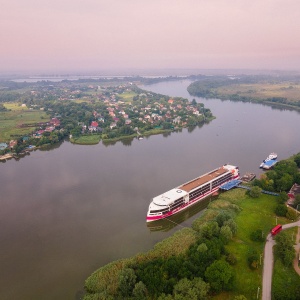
xmin=216 ymin=82 xmax=300 ymax=103
xmin=0 ymin=103 xmax=48 ymax=142
xmin=118 ymin=91 xmax=137 ymax=102
xmin=70 ymin=134 xmax=101 ymax=145
xmin=272 ymin=257 xmax=300 ymax=299
xmin=214 ymin=189 xmax=289 ymax=300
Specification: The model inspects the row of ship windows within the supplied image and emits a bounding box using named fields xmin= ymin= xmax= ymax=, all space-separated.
xmin=190 ymin=184 xmax=210 ymax=200
xmin=212 ymin=174 xmax=232 ymax=188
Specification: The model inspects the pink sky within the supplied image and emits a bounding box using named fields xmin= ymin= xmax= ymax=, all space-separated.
xmin=1 ymin=0 xmax=300 ymax=73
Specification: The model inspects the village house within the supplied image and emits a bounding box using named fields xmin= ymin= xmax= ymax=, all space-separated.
xmin=88 ymin=121 xmax=99 ymax=132
xmin=288 ymin=183 xmax=300 ymax=205
xmin=50 ymin=118 xmax=60 ymax=127
xmin=45 ymin=126 xmax=55 ymax=132
xmin=9 ymin=140 xmax=17 ymax=148
xmin=0 ymin=143 xmax=8 ymax=151
xmin=110 ymin=122 xmax=117 ymax=129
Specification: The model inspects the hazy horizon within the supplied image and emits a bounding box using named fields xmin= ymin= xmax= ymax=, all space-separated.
xmin=1 ymin=1 xmax=300 ymax=74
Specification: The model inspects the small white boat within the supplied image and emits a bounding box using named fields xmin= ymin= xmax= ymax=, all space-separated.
xmin=264 ymin=152 xmax=277 ymax=162
xmin=260 ymin=153 xmax=278 ymax=168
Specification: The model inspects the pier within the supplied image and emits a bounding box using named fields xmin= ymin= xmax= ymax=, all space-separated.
xmin=220 ymin=179 xmax=279 ymax=196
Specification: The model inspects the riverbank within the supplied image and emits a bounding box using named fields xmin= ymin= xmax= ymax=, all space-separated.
xmin=84 ymin=187 xmax=296 ymax=299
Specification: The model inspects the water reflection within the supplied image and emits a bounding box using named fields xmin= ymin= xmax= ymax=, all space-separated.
xmin=147 ymin=196 xmax=213 ymax=232
xmin=121 ymin=138 xmax=134 ymax=146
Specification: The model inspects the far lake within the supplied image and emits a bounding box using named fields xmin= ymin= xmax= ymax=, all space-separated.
xmin=1 ymin=80 xmax=300 ymax=299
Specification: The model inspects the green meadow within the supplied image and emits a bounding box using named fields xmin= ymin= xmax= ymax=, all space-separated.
xmin=0 ymin=103 xmax=48 ymax=142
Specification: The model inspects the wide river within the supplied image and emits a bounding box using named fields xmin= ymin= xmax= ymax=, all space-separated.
xmin=1 ymin=80 xmax=300 ymax=300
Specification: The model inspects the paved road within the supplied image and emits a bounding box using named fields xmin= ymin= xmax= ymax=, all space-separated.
xmin=262 ymin=220 xmax=300 ymax=300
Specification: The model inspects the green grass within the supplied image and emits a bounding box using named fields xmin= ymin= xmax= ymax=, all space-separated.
xmin=118 ymin=91 xmax=137 ymax=102
xmin=213 ymin=189 xmax=289 ymax=299
xmin=70 ymin=134 xmax=101 ymax=145
xmin=272 ymin=259 xmax=300 ymax=299
xmin=0 ymin=104 xmax=48 ymax=142
xmin=216 ymin=82 xmax=300 ymax=103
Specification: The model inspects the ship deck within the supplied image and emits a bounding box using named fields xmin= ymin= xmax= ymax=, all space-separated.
xmin=179 ymin=167 xmax=228 ymax=192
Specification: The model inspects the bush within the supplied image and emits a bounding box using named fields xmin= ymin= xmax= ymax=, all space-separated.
xmin=247 ymin=249 xmax=259 ymax=269
xmin=249 ymin=186 xmax=262 ymax=198
xmin=274 ymin=204 xmax=288 ymax=217
xmin=250 ymin=229 xmax=264 ymax=242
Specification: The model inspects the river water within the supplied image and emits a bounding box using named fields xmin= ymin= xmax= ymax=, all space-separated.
xmin=1 ymin=80 xmax=300 ymax=300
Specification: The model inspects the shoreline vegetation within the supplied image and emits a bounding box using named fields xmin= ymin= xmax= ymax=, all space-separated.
xmin=84 ymin=153 xmax=300 ymax=300
xmin=187 ymin=74 xmax=300 ymax=111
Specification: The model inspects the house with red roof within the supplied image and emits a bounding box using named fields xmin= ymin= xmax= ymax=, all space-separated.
xmin=50 ymin=118 xmax=60 ymax=127
xmin=90 ymin=121 xmax=98 ymax=128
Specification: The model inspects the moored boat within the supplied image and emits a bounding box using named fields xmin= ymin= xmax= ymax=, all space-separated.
xmin=260 ymin=152 xmax=278 ymax=168
xmin=146 ymin=164 xmax=239 ymax=222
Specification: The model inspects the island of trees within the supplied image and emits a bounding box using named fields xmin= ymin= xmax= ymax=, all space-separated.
xmin=84 ymin=153 xmax=300 ymax=300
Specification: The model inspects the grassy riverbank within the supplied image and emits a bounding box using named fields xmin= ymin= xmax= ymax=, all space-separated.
xmin=187 ymin=76 xmax=300 ymax=111
xmin=70 ymin=135 xmax=101 ymax=145
xmin=84 ymin=187 xmax=295 ymax=299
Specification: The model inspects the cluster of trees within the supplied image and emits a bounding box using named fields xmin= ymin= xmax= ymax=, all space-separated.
xmin=251 ymin=153 xmax=300 ymax=219
xmin=85 ymin=210 xmax=240 ymax=300
xmin=13 ymin=131 xmax=67 ymax=154
xmin=253 ymin=155 xmax=300 ymax=193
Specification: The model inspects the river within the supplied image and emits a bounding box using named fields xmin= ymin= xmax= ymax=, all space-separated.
xmin=1 ymin=80 xmax=300 ymax=299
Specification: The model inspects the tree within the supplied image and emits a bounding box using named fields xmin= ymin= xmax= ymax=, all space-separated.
xmin=158 ymin=294 xmax=173 ymax=300
xmin=117 ymin=268 xmax=137 ymax=297
xmin=215 ymin=211 xmax=233 ymax=227
xmin=294 ymin=153 xmax=300 ymax=168
xmin=173 ymin=277 xmax=210 ymax=300
xmin=198 ymin=221 xmax=220 ymax=239
xmin=223 ymin=219 xmax=238 ymax=236
xmin=275 ymin=204 xmax=288 ymax=217
xmin=205 ymin=260 xmax=234 ymax=292
xmin=220 ymin=225 xmax=233 ymax=244
xmin=197 ymin=243 xmax=208 ymax=253
xmin=249 ymin=186 xmax=261 ymax=198
xmin=132 ymin=281 xmax=147 ymax=300
xmin=247 ymin=249 xmax=259 ymax=269
xmin=277 ymin=192 xmax=289 ymax=204
xmin=250 ymin=229 xmax=264 ymax=242
xmin=275 ymin=232 xmax=295 ymax=267
xmin=275 ymin=174 xmax=293 ymax=192
xmin=286 ymin=208 xmax=297 ymax=220
xmin=226 ymin=253 xmax=237 ymax=265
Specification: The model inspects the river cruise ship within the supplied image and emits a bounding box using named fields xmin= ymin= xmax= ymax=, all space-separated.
xmin=146 ymin=164 xmax=239 ymax=222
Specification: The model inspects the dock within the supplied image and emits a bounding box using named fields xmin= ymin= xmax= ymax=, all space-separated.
xmin=0 ymin=153 xmax=13 ymax=161
xmin=220 ymin=179 xmax=242 ymax=191
xmin=220 ymin=179 xmax=279 ymax=196
xmin=240 ymin=173 xmax=256 ymax=182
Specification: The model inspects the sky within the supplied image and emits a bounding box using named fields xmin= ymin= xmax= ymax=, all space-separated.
xmin=1 ymin=0 xmax=300 ymax=74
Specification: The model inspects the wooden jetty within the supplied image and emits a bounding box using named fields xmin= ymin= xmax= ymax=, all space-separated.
xmin=241 ymin=173 xmax=256 ymax=183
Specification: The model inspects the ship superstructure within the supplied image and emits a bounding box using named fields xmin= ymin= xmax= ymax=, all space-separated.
xmin=146 ymin=164 xmax=239 ymax=222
